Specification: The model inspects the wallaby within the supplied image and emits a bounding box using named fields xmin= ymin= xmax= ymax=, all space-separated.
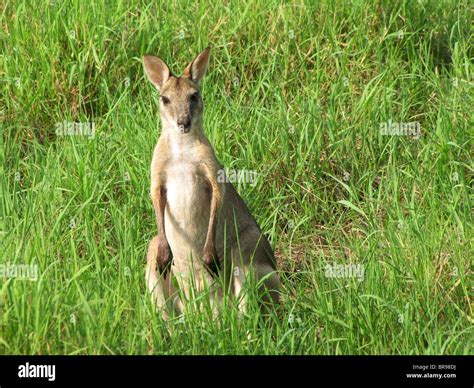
xmin=143 ymin=47 xmax=280 ymax=319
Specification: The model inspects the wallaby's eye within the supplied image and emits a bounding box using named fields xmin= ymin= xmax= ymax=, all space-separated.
xmin=161 ymin=96 xmax=170 ymax=105
xmin=190 ymin=92 xmax=199 ymax=102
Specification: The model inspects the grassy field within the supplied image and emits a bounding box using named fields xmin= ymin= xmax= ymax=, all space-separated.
xmin=1 ymin=0 xmax=472 ymax=355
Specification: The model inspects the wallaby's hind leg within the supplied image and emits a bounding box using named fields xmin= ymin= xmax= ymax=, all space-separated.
xmin=146 ymin=235 xmax=178 ymax=320
xmin=255 ymin=263 xmax=281 ymax=315
xmin=233 ymin=264 xmax=280 ymax=315
xmin=232 ymin=243 xmax=280 ymax=316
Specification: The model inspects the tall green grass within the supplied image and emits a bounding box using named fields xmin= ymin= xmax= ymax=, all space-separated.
xmin=1 ymin=0 xmax=472 ymax=354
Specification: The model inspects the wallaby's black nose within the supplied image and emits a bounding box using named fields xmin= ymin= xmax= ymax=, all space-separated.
xmin=177 ymin=118 xmax=191 ymax=129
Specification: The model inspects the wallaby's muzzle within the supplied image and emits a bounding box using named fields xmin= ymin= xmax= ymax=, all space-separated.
xmin=177 ymin=117 xmax=192 ymax=133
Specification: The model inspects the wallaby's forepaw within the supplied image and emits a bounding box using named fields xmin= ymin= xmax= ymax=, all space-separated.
xmin=202 ymin=248 xmax=220 ymax=276
xmin=156 ymin=238 xmax=173 ymax=273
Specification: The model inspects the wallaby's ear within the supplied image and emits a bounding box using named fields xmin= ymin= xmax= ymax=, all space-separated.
xmin=183 ymin=47 xmax=211 ymax=85
xmin=143 ymin=55 xmax=170 ymax=91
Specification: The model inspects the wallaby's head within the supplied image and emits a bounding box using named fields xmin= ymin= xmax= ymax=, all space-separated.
xmin=143 ymin=47 xmax=211 ymax=135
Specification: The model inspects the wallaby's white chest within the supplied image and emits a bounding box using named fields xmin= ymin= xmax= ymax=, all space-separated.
xmin=165 ymin=159 xmax=209 ymax=234
xmin=164 ymin=154 xmax=211 ymax=280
